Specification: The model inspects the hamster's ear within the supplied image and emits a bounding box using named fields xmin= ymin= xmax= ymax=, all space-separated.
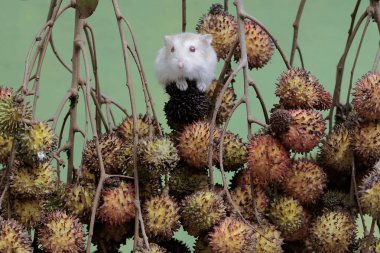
xmin=164 ymin=35 xmax=172 ymax=46
xmin=201 ymin=34 xmax=213 ymax=45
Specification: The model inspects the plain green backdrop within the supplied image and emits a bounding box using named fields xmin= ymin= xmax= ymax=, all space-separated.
xmin=0 ymin=0 xmax=379 ymax=252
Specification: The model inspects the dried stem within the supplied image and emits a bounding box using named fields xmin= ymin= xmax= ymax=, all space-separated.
xmin=182 ymin=0 xmax=186 ymax=32
xmin=224 ymin=0 xmax=229 ymax=12
xmin=352 ymin=157 xmax=367 ymax=234
xmin=347 ymin=0 xmax=363 ymax=44
xmin=372 ymin=42 xmax=380 ymax=71
xmin=290 ymin=0 xmax=306 ymax=67
xmin=249 ymin=80 xmax=269 ymax=124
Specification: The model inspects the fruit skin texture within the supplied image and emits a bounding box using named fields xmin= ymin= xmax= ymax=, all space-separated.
xmin=359 ymin=167 xmax=380 ymax=219
xmin=0 ymin=217 xmax=33 ymax=253
xmin=92 ymin=222 xmax=133 ymax=253
xmin=282 ymin=160 xmax=327 ymax=204
xmin=352 ymin=122 xmax=380 ymax=164
xmin=11 ymin=198 xmax=44 ymax=228
xmin=180 ymin=190 xmax=226 ymax=236
xmin=65 ymin=184 xmax=95 ymax=219
xmin=220 ymin=131 xmax=247 ymax=171
xmin=310 ymin=211 xmax=356 ymax=253
xmin=135 ymin=243 xmax=167 ymax=253
xmin=246 ymin=223 xmax=284 ymax=253
xmin=352 ymin=72 xmax=380 ymax=121
xmin=196 ymin=4 xmax=237 ymax=60
xmin=177 ymin=121 xmax=220 ymax=168
xmin=0 ymin=96 xmax=31 ymax=135
xmin=38 ymin=211 xmax=85 ymax=253
xmin=0 ymin=134 xmax=13 ymax=164
xmin=143 ymin=194 xmax=180 ymax=240
xmin=117 ymin=114 xmax=158 ymax=141
xmin=247 ymin=134 xmax=291 ymax=186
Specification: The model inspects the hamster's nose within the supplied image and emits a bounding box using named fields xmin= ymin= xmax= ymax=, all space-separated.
xmin=177 ymin=61 xmax=184 ymax=69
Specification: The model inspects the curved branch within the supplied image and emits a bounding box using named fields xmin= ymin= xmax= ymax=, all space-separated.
xmin=290 ymin=0 xmax=306 ymax=67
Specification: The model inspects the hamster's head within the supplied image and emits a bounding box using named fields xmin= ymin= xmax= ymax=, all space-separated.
xmin=162 ymin=33 xmax=215 ymax=79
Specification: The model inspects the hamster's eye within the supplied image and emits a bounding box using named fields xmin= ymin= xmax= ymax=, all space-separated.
xmin=189 ymin=46 xmax=196 ymax=52
xmin=170 ymin=46 xmax=175 ymax=53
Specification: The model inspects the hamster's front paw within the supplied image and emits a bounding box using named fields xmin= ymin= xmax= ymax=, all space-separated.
xmin=196 ymin=81 xmax=208 ymax=92
xmin=176 ymin=79 xmax=188 ymax=91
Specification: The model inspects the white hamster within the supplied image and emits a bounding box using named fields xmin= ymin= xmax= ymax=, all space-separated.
xmin=154 ymin=32 xmax=217 ymax=92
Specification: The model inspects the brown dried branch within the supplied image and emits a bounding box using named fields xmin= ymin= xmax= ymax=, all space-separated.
xmin=372 ymin=43 xmax=380 ymax=71
xmin=182 ymin=0 xmax=187 ymax=32
xmin=290 ymin=0 xmax=306 ymax=67
xmin=347 ymin=0 xmax=363 ymax=44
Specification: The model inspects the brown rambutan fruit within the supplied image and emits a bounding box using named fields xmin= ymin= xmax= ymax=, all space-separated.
xmin=359 ymin=167 xmax=380 ymax=219
xmin=157 ymin=239 xmax=191 ymax=253
xmin=65 ymin=183 xmax=95 ymax=219
xmin=0 ymin=217 xmax=33 ymax=253
xmin=219 ymin=131 xmax=247 ymax=171
xmin=92 ymin=222 xmax=133 ymax=253
xmin=321 ymin=191 xmax=353 ymax=213
xmin=0 ymin=86 xmax=12 ymax=100
xmin=247 ymin=223 xmax=284 ymax=253
xmin=352 ymin=121 xmax=380 ymax=164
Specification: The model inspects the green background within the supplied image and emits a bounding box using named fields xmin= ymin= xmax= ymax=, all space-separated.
xmin=0 ymin=0 xmax=379 ymax=252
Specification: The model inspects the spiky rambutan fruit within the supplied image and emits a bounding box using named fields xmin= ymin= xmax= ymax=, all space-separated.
xmin=19 ymin=121 xmax=57 ymax=163
xmin=83 ymin=132 xmax=128 ymax=176
xmin=10 ymin=162 xmax=55 ymax=197
xmin=143 ymin=194 xmax=180 ymax=240
xmin=117 ymin=114 xmax=158 ymax=141
xmin=0 ymin=218 xmax=33 ymax=253
xmin=168 ymin=163 xmax=209 ymax=200
xmin=310 ymin=211 xmax=356 ymax=253
xmin=177 ymin=121 xmax=221 ymax=168
xmin=196 ymin=4 xmax=237 ymax=60
xmin=275 ymin=109 xmax=326 ymax=153
xmin=11 ymin=198 xmax=44 ymax=228
xmin=97 ymin=181 xmax=135 ymax=225
xmin=268 ymin=197 xmax=305 ymax=239
xmin=158 ymin=239 xmax=191 ymax=253
xmin=247 ymin=134 xmax=290 ymax=186
xmin=92 ymin=222 xmax=133 ymax=253
xmin=234 ymin=20 xmax=274 ymax=69
xmin=321 ymin=191 xmax=352 ymax=212
xmin=165 ymin=81 xmax=212 ymax=131
xmin=354 ymin=237 xmax=380 ymax=253
xmin=43 ymin=182 xmax=66 ymax=212
xmin=135 ymin=243 xmax=167 ymax=253
xmin=359 ymin=167 xmax=380 ymax=218
xmin=194 ymin=234 xmax=213 ymax=253
xmin=231 ymin=186 xmax=269 ymax=220
xmin=352 ymin=122 xmax=380 ymax=164
xmin=275 ymin=68 xmax=332 ymax=110
xmin=180 ymin=190 xmax=226 ymax=236
xmin=282 ymin=160 xmax=326 ymax=204
xmin=352 ymin=72 xmax=380 ymax=121
xmin=0 ymin=86 xmax=12 ymax=99
xmin=0 ymin=134 xmax=12 ymax=163
xmin=0 ymin=96 xmax=31 ymax=135
xmin=219 ymin=132 xmax=247 ymax=171
xmin=139 ymin=137 xmax=179 ymax=174
xmin=65 ymin=184 xmax=95 ymax=219
xmin=246 ymin=223 xmax=284 ymax=253
xmin=270 ymin=109 xmax=292 ymax=135
xmin=209 ymin=217 xmax=253 ymax=253
xmin=205 ymin=80 xmax=237 ymax=124
xmin=38 ymin=211 xmax=85 ymax=253
xmin=318 ymin=124 xmax=353 ymax=173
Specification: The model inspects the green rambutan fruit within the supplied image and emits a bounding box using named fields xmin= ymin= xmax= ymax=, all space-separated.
xmin=205 ymin=80 xmax=237 ymax=124
xmin=92 ymin=222 xmax=133 ymax=253
xmin=65 ymin=183 xmax=95 ymax=219
xmin=177 ymin=121 xmax=220 ymax=168
xmin=0 ymin=96 xmax=31 ymax=135
xmin=220 ymin=131 xmax=247 ymax=171
xmin=97 ymin=181 xmax=135 ymax=225
xmin=318 ymin=124 xmax=353 ymax=173
xmin=310 ymin=211 xmax=356 ymax=253
xmin=196 ymin=4 xmax=237 ymax=60
xmin=180 ymin=190 xmax=226 ymax=236
xmin=352 ymin=122 xmax=380 ymax=164
xmin=0 ymin=217 xmax=33 ymax=253
xmin=321 ymin=191 xmax=353 ymax=212
xmin=359 ymin=167 xmax=380 ymax=218
xmin=38 ymin=211 xmax=85 ymax=253
xmin=11 ymin=198 xmax=44 ymax=229
xmin=117 ymin=114 xmax=158 ymax=141
xmin=246 ymin=223 xmax=284 ymax=253
xmin=0 ymin=134 xmax=13 ymax=164
xmin=234 ymin=20 xmax=274 ymax=69
xmin=247 ymin=134 xmax=291 ymax=186
xmin=282 ymin=160 xmax=327 ymax=204
xmin=143 ymin=194 xmax=180 ymax=240
xmin=135 ymin=243 xmax=167 ymax=253
xmin=352 ymin=72 xmax=380 ymax=121
xmin=157 ymin=239 xmax=191 ymax=253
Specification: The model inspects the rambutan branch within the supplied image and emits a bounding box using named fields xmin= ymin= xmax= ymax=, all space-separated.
xmin=347 ymin=0 xmax=363 ymax=45
xmin=182 ymin=0 xmax=187 ymax=32
xmin=249 ymin=80 xmax=269 ymax=124
xmin=224 ymin=0 xmax=229 ymax=12
xmin=290 ymin=0 xmax=306 ymax=67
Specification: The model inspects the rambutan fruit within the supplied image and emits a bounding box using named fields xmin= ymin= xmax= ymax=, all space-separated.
xmin=352 ymin=72 xmax=380 ymax=121
xmin=205 ymin=80 xmax=237 ymax=124
xmin=318 ymin=124 xmax=353 ymax=173
xmin=19 ymin=121 xmax=57 ymax=163
xmin=143 ymin=194 xmax=180 ymax=240
xmin=220 ymin=131 xmax=247 ymax=171
xmin=247 ymin=134 xmax=291 ymax=185
xmin=177 ymin=121 xmax=221 ymax=168
xmin=180 ymin=190 xmax=226 ymax=236
xmin=0 ymin=134 xmax=13 ymax=164
xmin=352 ymin=122 xmax=380 ymax=164
xmin=11 ymin=198 xmax=44 ymax=228
xmin=0 ymin=86 xmax=12 ymax=100
xmin=321 ymin=191 xmax=353 ymax=213
xmin=282 ymin=160 xmax=327 ymax=204
xmin=247 ymin=223 xmax=284 ymax=253
xmin=0 ymin=218 xmax=32 ymax=253
xmin=158 ymin=239 xmax=191 ymax=253
xmin=135 ymin=243 xmax=167 ymax=253
xmin=230 ymin=186 xmax=269 ymax=220
xmin=97 ymin=181 xmax=135 ymax=225
xmin=234 ymin=20 xmax=274 ymax=69
xmin=38 ymin=211 xmax=85 ymax=253
xmin=310 ymin=211 xmax=356 ymax=253
xmin=92 ymin=222 xmax=133 ymax=253
xmin=117 ymin=114 xmax=158 ymax=141
xmin=359 ymin=167 xmax=380 ymax=218
xmin=0 ymin=96 xmax=31 ymax=135
xmin=196 ymin=4 xmax=237 ymax=60
xmin=354 ymin=236 xmax=380 ymax=253
xmin=65 ymin=183 xmax=95 ymax=219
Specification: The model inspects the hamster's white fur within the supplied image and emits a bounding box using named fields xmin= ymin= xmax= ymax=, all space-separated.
xmin=154 ymin=33 xmax=217 ymax=92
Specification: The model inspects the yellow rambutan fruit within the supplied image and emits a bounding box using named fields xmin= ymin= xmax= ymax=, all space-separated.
xmin=352 ymin=122 xmax=380 ymax=164
xmin=220 ymin=131 xmax=247 ymax=171
xmin=282 ymin=160 xmax=327 ymax=204
xmin=38 ymin=211 xmax=85 ymax=253
xmin=247 ymin=134 xmax=291 ymax=185
xmin=65 ymin=183 xmax=95 ymax=219
xmin=97 ymin=181 xmax=135 ymax=225
xmin=359 ymin=167 xmax=380 ymax=219
xmin=352 ymin=72 xmax=380 ymax=121
xmin=0 ymin=96 xmax=31 ymax=135
xmin=0 ymin=217 xmax=33 ymax=253
xmin=177 ymin=121 xmax=221 ymax=168
xmin=117 ymin=114 xmax=158 ymax=141
xmin=143 ymin=194 xmax=180 ymax=240
xmin=196 ymin=4 xmax=237 ymax=60
xmin=11 ymin=198 xmax=44 ymax=229
xmin=0 ymin=134 xmax=13 ymax=164
xmin=247 ymin=223 xmax=284 ymax=253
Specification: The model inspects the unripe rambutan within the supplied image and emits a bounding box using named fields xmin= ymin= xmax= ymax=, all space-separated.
xmin=117 ymin=114 xmax=158 ymax=141
xmin=143 ymin=194 xmax=180 ymax=240
xmin=135 ymin=243 xmax=167 ymax=253
xmin=318 ymin=124 xmax=353 ymax=173
xmin=19 ymin=121 xmax=57 ymax=163
xmin=206 ymin=80 xmax=237 ymax=124
xmin=65 ymin=184 xmax=95 ymax=219
xmin=310 ymin=211 xmax=356 ymax=253
xmin=38 ymin=211 xmax=85 ymax=253
xmin=177 ymin=121 xmax=221 ymax=168
xmin=0 ymin=218 xmax=32 ymax=253
xmin=97 ymin=181 xmax=135 ymax=225
xmin=230 ymin=186 xmax=269 ymax=220
xmin=0 ymin=96 xmax=31 ymax=135
xmin=196 ymin=4 xmax=237 ymax=60
xmin=247 ymin=134 xmax=291 ymax=185
xmin=352 ymin=72 xmax=380 ymax=121
xmin=321 ymin=191 xmax=352 ymax=212
xmin=246 ymin=223 xmax=284 ymax=253
xmin=11 ymin=198 xmax=44 ymax=228
xmin=282 ymin=160 xmax=327 ymax=204
xmin=0 ymin=134 xmax=12 ymax=164
xmin=220 ymin=131 xmax=247 ymax=171
xmin=359 ymin=167 xmax=380 ymax=218
xmin=181 ymin=190 xmax=226 ymax=236
xmin=352 ymin=122 xmax=380 ymax=164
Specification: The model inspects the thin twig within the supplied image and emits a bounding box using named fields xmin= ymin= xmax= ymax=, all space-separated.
xmin=249 ymin=80 xmax=269 ymax=124
xmin=372 ymin=42 xmax=380 ymax=71
xmin=182 ymin=0 xmax=186 ymax=32
xmin=352 ymin=157 xmax=367 ymax=234
xmin=290 ymin=0 xmax=306 ymax=67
